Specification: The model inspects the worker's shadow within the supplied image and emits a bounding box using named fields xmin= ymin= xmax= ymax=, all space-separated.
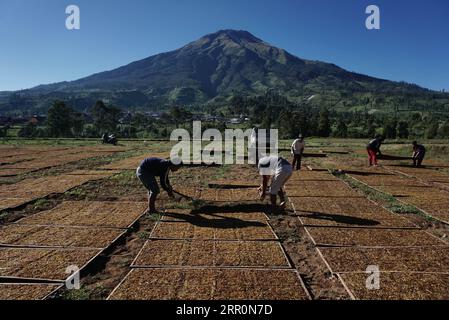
xmin=297 ymin=210 xmax=380 ymax=227
xmin=191 ymin=203 xmax=270 ymax=215
xmin=163 ymin=210 xmax=267 ymax=229
xmin=389 ymin=164 xmax=446 ymax=169
xmin=192 ymin=202 xmax=292 ymax=217
xmin=342 ymin=170 xmax=392 ymax=176
xmin=208 ymin=183 xmax=259 ymax=189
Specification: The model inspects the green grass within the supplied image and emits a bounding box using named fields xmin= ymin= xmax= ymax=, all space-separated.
xmin=0 ymin=138 xmax=100 ymax=147
xmin=111 ymin=170 xmax=136 ymax=185
xmin=336 ymin=173 xmax=395 ymax=202
xmin=387 ymin=202 xmax=422 ymax=215
xmin=191 ymin=199 xmax=207 ymax=209
xmin=136 ymin=231 xmax=151 ymax=239
xmin=32 ymin=198 xmax=50 ymax=210
xmin=62 ymin=284 xmax=109 ymax=300
xmin=170 ymin=201 xmax=195 ymax=210
xmin=0 ymin=212 xmax=8 ymax=223
xmin=147 ymin=211 xmax=162 ymax=221
xmin=64 ymin=187 xmax=88 ymax=199
xmin=62 ymin=286 xmax=92 ymax=300
xmin=334 ymin=171 xmax=431 ymax=219
xmin=0 ymin=138 xmax=175 ymax=151
xmin=205 ymin=165 xmax=232 ymax=186
xmin=277 ymin=228 xmax=301 ymax=242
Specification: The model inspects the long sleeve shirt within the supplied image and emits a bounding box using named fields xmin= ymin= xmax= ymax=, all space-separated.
xmin=291 ymin=139 xmax=305 ymax=155
xmin=139 ymin=157 xmax=172 ymax=191
xmin=367 ymin=139 xmax=382 ymax=153
xmin=413 ymin=144 xmax=426 ymax=155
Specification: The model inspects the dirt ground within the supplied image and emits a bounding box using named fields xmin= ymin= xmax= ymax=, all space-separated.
xmin=1 ymin=139 xmax=448 ymax=300
xmin=53 ymin=162 xmax=351 ymax=300
xmin=268 ymin=214 xmax=350 ymax=299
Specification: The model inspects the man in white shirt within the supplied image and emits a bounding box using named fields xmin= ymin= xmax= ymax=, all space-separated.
xmin=258 ymin=155 xmax=293 ymax=210
xmin=291 ymin=135 xmax=305 ymax=171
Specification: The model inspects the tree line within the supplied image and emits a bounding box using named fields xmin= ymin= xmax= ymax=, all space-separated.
xmin=16 ymin=100 xmax=122 ymax=138
xmin=7 ymin=95 xmax=449 ymax=140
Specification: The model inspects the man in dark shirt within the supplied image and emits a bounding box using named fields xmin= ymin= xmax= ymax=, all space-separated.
xmin=136 ymin=157 xmax=182 ymax=213
xmin=412 ymin=141 xmax=426 ymax=167
xmin=366 ymin=135 xmax=384 ymax=166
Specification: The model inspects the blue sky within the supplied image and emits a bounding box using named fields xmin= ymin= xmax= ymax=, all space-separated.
xmin=1 ymin=0 xmax=448 ymax=91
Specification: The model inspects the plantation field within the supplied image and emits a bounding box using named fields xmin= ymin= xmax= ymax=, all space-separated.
xmin=0 ymin=138 xmax=448 ymax=300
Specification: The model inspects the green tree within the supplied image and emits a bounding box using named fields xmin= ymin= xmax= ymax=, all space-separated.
xmin=292 ymin=112 xmax=308 ymax=138
xmin=383 ymin=119 xmax=397 ymax=139
xmin=131 ymin=112 xmax=149 ymax=130
xmin=334 ymin=118 xmax=348 ymax=138
xmin=91 ymin=100 xmax=121 ymax=134
xmin=71 ymin=112 xmax=85 ymax=137
xmin=230 ymin=95 xmax=245 ymax=116
xmin=169 ymin=106 xmax=192 ymax=127
xmin=364 ymin=116 xmax=376 ymax=138
xmin=425 ymin=120 xmax=439 ymax=139
xmin=277 ymin=109 xmax=295 ymax=139
xmin=18 ymin=123 xmax=38 ymax=138
xmin=317 ymin=107 xmax=331 ymax=137
xmin=161 ymin=127 xmax=169 ymax=138
xmin=0 ymin=125 xmax=8 ymax=137
xmin=396 ymin=121 xmax=409 ymax=139
xmin=261 ymin=112 xmax=272 ymax=130
xmin=47 ymin=101 xmax=77 ymax=137
xmin=438 ymin=121 xmax=449 ymax=138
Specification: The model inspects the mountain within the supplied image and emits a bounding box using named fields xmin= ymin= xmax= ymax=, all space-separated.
xmin=1 ymin=29 xmax=446 ymax=113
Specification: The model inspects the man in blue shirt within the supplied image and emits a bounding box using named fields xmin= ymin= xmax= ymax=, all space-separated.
xmin=136 ymin=157 xmax=182 ymax=213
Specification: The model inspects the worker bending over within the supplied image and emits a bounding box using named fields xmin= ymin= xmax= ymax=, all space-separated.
xmin=136 ymin=157 xmax=182 ymax=213
xmin=366 ymin=135 xmax=384 ymax=166
xmin=258 ymin=155 xmax=293 ymax=210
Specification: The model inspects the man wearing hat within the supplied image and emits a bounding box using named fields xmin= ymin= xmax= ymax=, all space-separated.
xmin=291 ymin=134 xmax=305 ymax=171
